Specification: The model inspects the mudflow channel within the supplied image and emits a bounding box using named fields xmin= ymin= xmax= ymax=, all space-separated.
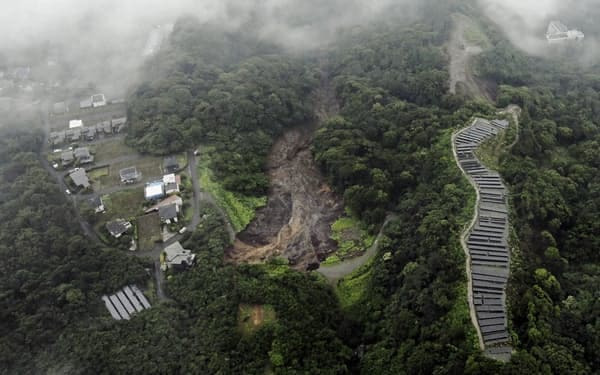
xmin=226 ymin=125 xmax=343 ymax=270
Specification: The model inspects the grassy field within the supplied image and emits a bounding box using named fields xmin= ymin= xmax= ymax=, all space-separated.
xmin=323 ymin=215 xmax=375 ymax=265
xmin=90 ymin=140 xmax=138 ymax=164
xmin=88 ymin=166 xmax=109 ymax=180
xmin=335 ymin=260 xmax=373 ymax=310
xmin=102 ymin=189 xmax=146 ymax=221
xmin=137 ymin=213 xmax=162 ymax=251
xmin=91 ymin=157 xmax=162 ymax=191
xmin=198 ymin=146 xmax=266 ymax=232
xmin=238 ymin=304 xmax=276 ymax=337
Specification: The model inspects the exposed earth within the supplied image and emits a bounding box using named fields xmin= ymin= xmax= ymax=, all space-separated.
xmin=226 ymin=61 xmax=343 ymax=270
xmin=447 ymin=13 xmax=495 ymax=101
xmin=227 ymin=126 xmax=343 ymax=270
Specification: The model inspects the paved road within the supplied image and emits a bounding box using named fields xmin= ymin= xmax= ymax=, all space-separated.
xmin=317 ymin=215 xmax=395 ymax=284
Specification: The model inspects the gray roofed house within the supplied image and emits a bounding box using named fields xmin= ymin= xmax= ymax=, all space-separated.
xmin=61 ymin=150 xmax=75 ymax=165
xmin=50 ymin=131 xmax=66 ymax=145
xmin=119 ymin=166 xmax=141 ymax=183
xmin=66 ymin=128 xmax=81 ymax=142
xmin=106 ymin=219 xmax=132 ymax=238
xmin=158 ymin=203 xmax=179 ymax=223
xmin=96 ymin=120 xmax=113 ymax=134
xmin=90 ymin=196 xmax=105 ymax=213
xmin=74 ymin=147 xmax=94 ymax=164
xmin=162 ymin=241 xmax=195 ymax=271
xmin=111 ymin=117 xmax=127 ymax=133
xmin=69 ymin=168 xmax=90 ymax=189
xmin=163 ymin=156 xmax=179 ymax=173
xmin=84 ymin=126 xmax=96 ymax=140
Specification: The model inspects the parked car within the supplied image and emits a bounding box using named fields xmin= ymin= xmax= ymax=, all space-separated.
xmin=65 ymin=189 xmax=71 ymax=195
xmin=178 ymin=227 xmax=187 ymax=234
xmin=52 ymin=163 xmax=59 ymax=169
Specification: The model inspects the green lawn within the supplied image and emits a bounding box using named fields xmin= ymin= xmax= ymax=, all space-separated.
xmin=335 ymin=260 xmax=373 ymax=310
xmin=238 ymin=304 xmax=276 ymax=337
xmin=90 ymin=140 xmax=138 ymax=164
xmin=136 ymin=213 xmax=162 ymax=251
xmin=198 ymin=146 xmax=266 ymax=232
xmin=88 ymin=166 xmax=109 ymax=180
xmin=102 ymin=189 xmax=146 ymax=222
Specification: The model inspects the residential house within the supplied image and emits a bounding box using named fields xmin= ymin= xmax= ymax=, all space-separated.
xmin=119 ymin=166 xmax=141 ymax=184
xmin=69 ymin=168 xmax=90 ymax=189
xmin=144 ymin=181 xmax=165 ymax=200
xmin=50 ymin=131 xmax=66 ymax=145
xmin=84 ymin=126 xmax=96 ymax=141
xmin=90 ymin=196 xmax=105 ymax=213
xmin=158 ymin=203 xmax=179 ymax=223
xmin=163 ymin=156 xmax=179 ymax=173
xmin=74 ymin=147 xmax=94 ymax=164
xmin=69 ymin=119 xmax=83 ymax=129
xmin=162 ymin=241 xmax=195 ymax=271
xmin=65 ymin=128 xmax=81 ymax=142
xmin=163 ymin=173 xmax=180 ymax=194
xmin=91 ymin=93 xmax=107 ymax=107
xmin=97 ymin=120 xmax=113 ymax=134
xmin=111 ymin=117 xmax=127 ymax=133
xmin=61 ymin=150 xmax=75 ymax=165
xmin=106 ymin=219 xmax=132 ymax=238
xmin=145 ymin=195 xmax=183 ymax=213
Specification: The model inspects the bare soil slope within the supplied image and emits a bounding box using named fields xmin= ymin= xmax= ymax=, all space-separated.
xmin=226 ymin=126 xmax=343 ymax=270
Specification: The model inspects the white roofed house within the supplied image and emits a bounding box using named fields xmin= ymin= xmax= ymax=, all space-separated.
xmin=163 ymin=173 xmax=180 ymax=194
xmin=162 ymin=241 xmax=195 ymax=271
xmin=91 ymin=93 xmax=107 ymax=107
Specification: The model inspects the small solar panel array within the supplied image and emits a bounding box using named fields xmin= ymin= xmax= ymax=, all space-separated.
xmin=102 ymin=285 xmax=151 ymax=320
xmin=455 ymin=118 xmax=512 ymax=358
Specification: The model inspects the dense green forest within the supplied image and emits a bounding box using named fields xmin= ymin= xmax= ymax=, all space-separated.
xmin=2 ymin=0 xmax=599 ymax=374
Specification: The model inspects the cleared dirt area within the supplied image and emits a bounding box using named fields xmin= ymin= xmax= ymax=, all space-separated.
xmin=227 ymin=126 xmax=343 ymax=270
xmin=448 ymin=13 xmax=494 ymax=101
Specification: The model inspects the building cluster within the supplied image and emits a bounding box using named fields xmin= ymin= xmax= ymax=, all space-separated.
xmin=455 ymin=118 xmax=512 ymax=358
xmin=49 ymin=116 xmax=127 ymax=146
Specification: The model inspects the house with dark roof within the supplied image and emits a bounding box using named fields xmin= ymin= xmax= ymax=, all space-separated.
xmin=111 ymin=117 xmax=127 ymax=133
xmin=90 ymin=196 xmax=105 ymax=213
xmin=74 ymin=147 xmax=94 ymax=164
xmin=106 ymin=219 xmax=132 ymax=238
xmin=61 ymin=150 xmax=75 ymax=165
xmin=119 ymin=166 xmax=141 ymax=184
xmin=158 ymin=203 xmax=179 ymax=223
xmin=163 ymin=156 xmax=179 ymax=173
xmin=65 ymin=128 xmax=81 ymax=142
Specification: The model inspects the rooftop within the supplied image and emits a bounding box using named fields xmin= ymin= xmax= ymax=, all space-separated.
xmin=144 ymin=181 xmax=165 ymax=200
xmin=106 ymin=219 xmax=132 ymax=238
xmin=69 ymin=119 xmax=83 ymax=129
xmin=70 ymin=168 xmax=90 ymax=188
xmin=158 ymin=203 xmax=179 ymax=221
xmin=163 ymin=241 xmax=196 ymax=269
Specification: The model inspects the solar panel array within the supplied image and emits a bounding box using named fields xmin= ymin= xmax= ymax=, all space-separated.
xmin=102 ymin=285 xmax=151 ymax=320
xmin=455 ymin=118 xmax=512 ymax=358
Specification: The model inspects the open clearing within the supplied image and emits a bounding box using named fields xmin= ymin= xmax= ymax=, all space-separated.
xmin=102 ymin=189 xmax=146 ymax=221
xmin=238 ymin=304 xmax=276 ymax=337
xmin=91 ymin=156 xmax=162 ymax=190
xmin=137 ymin=212 xmax=162 ymax=251
xmin=89 ymin=140 xmax=138 ymax=164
